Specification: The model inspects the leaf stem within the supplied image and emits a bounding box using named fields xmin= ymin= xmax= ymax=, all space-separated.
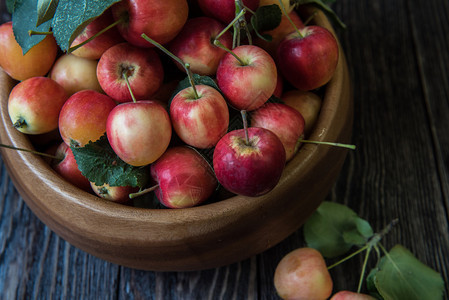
xmin=141 ymin=33 xmax=199 ymax=99
xmin=68 ymin=16 xmax=125 ymax=54
xmin=298 ymin=139 xmax=356 ymax=150
xmin=129 ymin=185 xmax=159 ymax=199
xmin=28 ymin=30 xmax=52 ymax=36
xmin=0 ymin=143 xmax=61 ymax=160
xmin=357 ymin=246 xmax=372 ymax=293
xmin=327 ymin=244 xmax=369 ymax=270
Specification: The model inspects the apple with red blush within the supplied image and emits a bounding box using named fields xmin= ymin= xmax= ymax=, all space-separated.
xmin=8 ymin=77 xmax=68 ymax=135
xmin=90 ymin=182 xmax=138 ymax=203
xmin=330 ymin=291 xmax=376 ymax=300
xmin=168 ymin=16 xmax=232 ymax=76
xmin=170 ymin=84 xmax=229 ymax=149
xmin=251 ymin=102 xmax=305 ymax=161
xmin=97 ymin=42 xmax=164 ymax=103
xmin=50 ymin=54 xmax=103 ymax=96
xmin=197 ymin=0 xmax=259 ymax=24
xmin=216 ymin=45 xmax=278 ymax=111
xmin=277 ymin=25 xmax=339 ymax=91
xmin=51 ymin=142 xmax=92 ymax=192
xmin=106 ymin=100 xmax=172 ymax=167
xmin=58 ymin=90 xmax=117 ymax=147
xmin=148 ymin=146 xmax=218 ymax=208
xmin=213 ymin=126 xmax=285 ymax=197
xmin=282 ymin=89 xmax=322 ymax=135
xmin=111 ymin=0 xmax=189 ymax=47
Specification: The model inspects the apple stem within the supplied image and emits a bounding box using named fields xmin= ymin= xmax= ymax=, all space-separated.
xmin=278 ymin=0 xmax=304 ymax=38
xmin=215 ymin=8 xmax=246 ymax=42
xmin=141 ymin=33 xmax=200 ymax=99
xmin=128 ymin=184 xmax=159 ymax=199
xmin=240 ymin=110 xmax=250 ymax=145
xmin=28 ymin=30 xmax=52 ymax=36
xmin=298 ymin=139 xmax=356 ymax=150
xmin=67 ymin=16 xmax=126 ymax=54
xmin=303 ymin=10 xmax=318 ymax=26
xmin=213 ymin=39 xmax=246 ymax=66
xmin=122 ymin=70 xmax=137 ymax=103
xmin=0 ymin=143 xmax=62 ymax=161
xmin=327 ymin=244 xmax=369 ymax=270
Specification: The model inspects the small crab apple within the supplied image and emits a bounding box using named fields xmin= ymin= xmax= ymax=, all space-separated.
xmin=216 ymin=45 xmax=277 ymax=111
xmin=111 ymin=0 xmax=189 ymax=47
xmin=90 ymin=182 xmax=138 ymax=203
xmin=149 ymin=146 xmax=218 ymax=208
xmin=50 ymin=54 xmax=103 ymax=96
xmin=168 ymin=16 xmax=233 ymax=76
xmin=70 ymin=9 xmax=124 ymax=60
xmin=197 ymin=0 xmax=259 ymax=24
xmin=213 ymin=127 xmax=285 ymax=197
xmin=58 ymin=90 xmax=117 ymax=147
xmin=0 ymin=22 xmax=58 ymax=81
xmin=277 ymin=25 xmax=339 ymax=91
xmin=170 ymin=85 xmax=229 ymax=149
xmin=330 ymin=291 xmax=376 ymax=300
xmin=274 ymin=247 xmax=333 ymax=300
xmin=282 ymin=89 xmax=322 ymax=135
xmin=8 ymin=77 xmax=68 ymax=135
xmin=106 ymin=100 xmax=172 ymax=167
xmin=97 ymin=42 xmax=164 ymax=103
xmin=51 ymin=142 xmax=91 ymax=192
xmin=251 ymin=103 xmax=305 ymax=161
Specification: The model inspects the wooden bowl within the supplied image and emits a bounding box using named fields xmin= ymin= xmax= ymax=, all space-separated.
xmin=0 ymin=7 xmax=352 ymax=271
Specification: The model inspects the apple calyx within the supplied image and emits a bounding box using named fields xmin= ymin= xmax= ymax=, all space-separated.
xmin=68 ymin=15 xmax=126 ymax=54
xmin=141 ymin=33 xmax=200 ymax=99
xmin=13 ymin=117 xmax=27 ymax=129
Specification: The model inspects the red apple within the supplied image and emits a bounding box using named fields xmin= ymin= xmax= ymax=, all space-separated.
xmin=51 ymin=142 xmax=92 ymax=192
xmin=277 ymin=25 xmax=339 ymax=91
xmin=58 ymin=90 xmax=117 ymax=147
xmin=251 ymin=103 xmax=305 ymax=161
xmin=274 ymin=247 xmax=333 ymax=300
xmin=330 ymin=291 xmax=376 ymax=300
xmin=213 ymin=127 xmax=285 ymax=197
xmin=106 ymin=101 xmax=172 ymax=166
xmin=0 ymin=22 xmax=58 ymax=81
xmin=273 ymin=73 xmax=284 ymax=98
xmin=170 ymin=85 xmax=229 ymax=149
xmin=97 ymin=42 xmax=164 ymax=103
xmin=151 ymin=146 xmax=218 ymax=208
xmin=8 ymin=77 xmax=68 ymax=135
xmin=50 ymin=54 xmax=103 ymax=96
xmin=254 ymin=10 xmax=304 ymax=58
xmin=70 ymin=9 xmax=124 ymax=60
xmin=216 ymin=45 xmax=277 ymax=111
xmin=90 ymin=182 xmax=138 ymax=203
xmin=197 ymin=0 xmax=259 ymax=24
xmin=168 ymin=16 xmax=232 ymax=76
xmin=111 ymin=0 xmax=189 ymax=47
xmin=282 ymin=89 xmax=322 ymax=135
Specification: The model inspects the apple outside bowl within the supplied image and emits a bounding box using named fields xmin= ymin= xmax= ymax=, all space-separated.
xmin=0 ymin=7 xmax=353 ymax=271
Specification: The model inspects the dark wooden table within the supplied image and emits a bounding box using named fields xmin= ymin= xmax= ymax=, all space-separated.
xmin=1 ymin=0 xmax=448 ymax=299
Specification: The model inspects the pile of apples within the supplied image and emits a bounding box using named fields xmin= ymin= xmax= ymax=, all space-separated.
xmin=0 ymin=0 xmax=339 ymax=208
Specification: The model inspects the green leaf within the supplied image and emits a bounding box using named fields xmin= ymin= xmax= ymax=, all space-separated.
xmin=36 ymin=0 xmax=59 ymax=27
xmin=12 ymin=0 xmax=52 ymax=54
xmin=368 ymin=245 xmax=444 ymax=300
xmin=252 ymin=4 xmax=282 ymax=32
xmin=6 ymin=0 xmax=17 ymax=13
xmin=303 ymin=201 xmax=373 ymax=258
xmin=70 ymin=135 xmax=150 ymax=188
xmin=293 ymin=0 xmax=346 ymax=29
xmin=51 ymin=0 xmax=120 ymax=51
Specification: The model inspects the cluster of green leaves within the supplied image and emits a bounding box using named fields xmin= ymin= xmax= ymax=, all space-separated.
xmin=7 ymin=0 xmax=120 ymax=54
xmin=304 ymin=201 xmax=445 ymax=299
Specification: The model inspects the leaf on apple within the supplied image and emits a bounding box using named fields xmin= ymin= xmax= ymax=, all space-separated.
xmin=51 ymin=0 xmax=121 ymax=51
xmin=367 ymin=245 xmax=445 ymax=300
xmin=303 ymin=201 xmax=374 ymax=258
xmin=6 ymin=0 xmax=16 ymax=13
xmin=70 ymin=134 xmax=151 ymax=188
xmin=12 ymin=0 xmax=53 ymax=54
xmin=249 ymin=4 xmax=282 ymax=42
xmin=36 ymin=0 xmax=59 ymax=27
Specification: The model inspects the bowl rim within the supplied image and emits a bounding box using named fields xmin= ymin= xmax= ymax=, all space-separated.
xmin=0 ymin=6 xmax=353 ymax=271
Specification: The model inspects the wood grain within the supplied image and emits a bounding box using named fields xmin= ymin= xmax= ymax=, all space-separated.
xmin=1 ymin=0 xmax=449 ymax=299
